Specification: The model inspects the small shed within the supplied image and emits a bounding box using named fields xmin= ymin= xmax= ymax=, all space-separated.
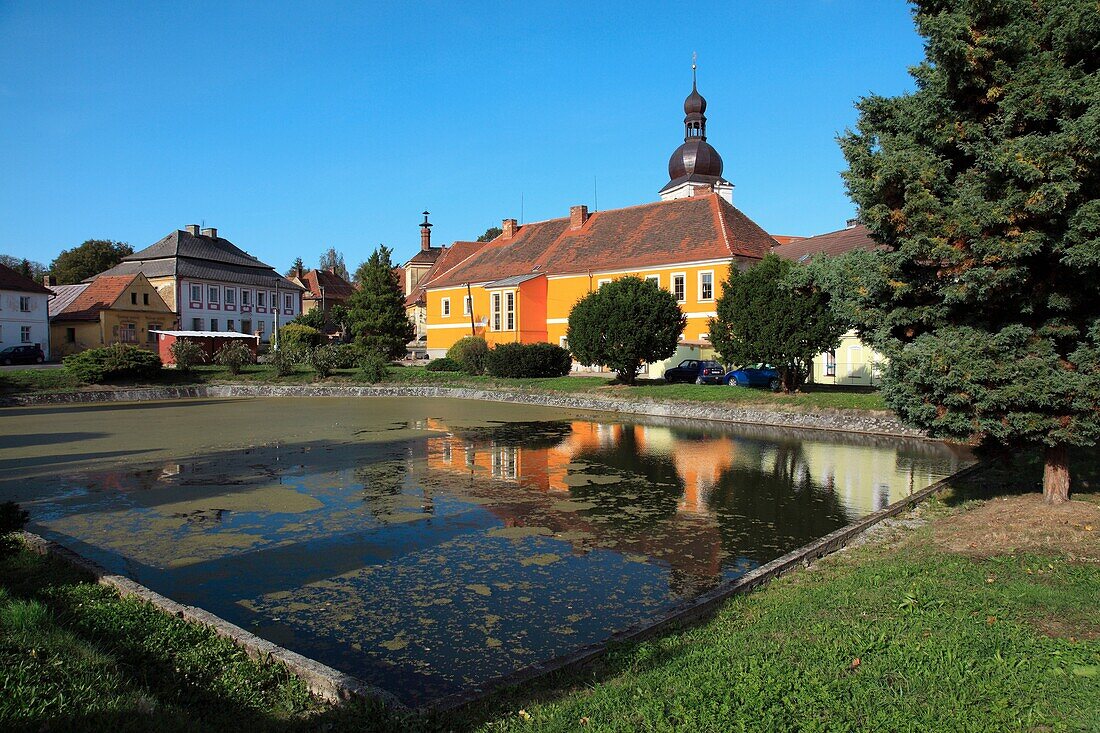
xmin=152 ymin=330 xmax=260 ymax=365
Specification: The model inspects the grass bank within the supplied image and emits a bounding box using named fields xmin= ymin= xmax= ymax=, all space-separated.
xmin=2 ymin=455 xmax=1097 ymax=732
xmin=0 ymin=364 xmax=886 ymax=412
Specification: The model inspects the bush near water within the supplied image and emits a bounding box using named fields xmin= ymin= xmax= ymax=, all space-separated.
xmin=486 ymin=342 xmax=572 ymax=378
xmin=63 ymin=344 xmax=162 ymax=383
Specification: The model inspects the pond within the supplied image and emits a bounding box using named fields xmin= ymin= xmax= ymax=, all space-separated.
xmin=0 ymin=397 xmax=971 ymax=706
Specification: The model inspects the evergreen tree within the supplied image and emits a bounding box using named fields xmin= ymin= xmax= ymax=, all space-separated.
xmin=567 ymin=276 xmax=686 ymax=384
xmin=49 ymin=240 xmax=133 ymax=284
xmin=0 ymin=255 xmax=47 ymax=282
xmin=710 ymin=254 xmax=844 ymax=392
xmin=287 ymin=256 xmax=304 ymax=276
xmin=347 ymin=245 xmax=414 ymax=360
xmin=823 ymin=0 xmax=1100 ymax=503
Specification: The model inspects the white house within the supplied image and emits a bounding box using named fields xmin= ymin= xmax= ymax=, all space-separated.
xmin=0 ymin=263 xmax=53 ymax=359
xmin=93 ymin=225 xmax=304 ymax=343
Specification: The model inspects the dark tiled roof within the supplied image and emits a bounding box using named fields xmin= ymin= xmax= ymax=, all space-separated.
xmin=51 ymin=275 xmax=137 ymax=321
xmin=405 ymin=248 xmax=443 ymax=266
xmin=428 ymin=194 xmax=773 ymax=289
xmin=404 ymin=240 xmax=489 ymax=307
xmin=298 ymin=269 xmax=355 ymax=301
xmin=122 ymin=229 xmax=266 ymax=268
xmin=0 ymin=263 xmax=53 ymax=294
xmin=772 ymin=223 xmax=888 ymax=262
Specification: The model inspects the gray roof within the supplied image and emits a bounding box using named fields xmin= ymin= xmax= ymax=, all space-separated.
xmin=93 ymin=229 xmax=304 ymax=291
xmin=482 ymin=273 xmax=544 ymax=289
xmin=48 ymin=283 xmax=89 ymax=317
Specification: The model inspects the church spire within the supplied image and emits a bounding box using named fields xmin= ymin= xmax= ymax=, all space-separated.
xmin=684 ymin=54 xmax=707 ymax=141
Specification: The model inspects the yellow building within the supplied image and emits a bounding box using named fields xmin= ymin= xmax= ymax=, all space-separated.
xmin=48 ymin=273 xmax=176 ymax=356
xmin=419 ymin=75 xmax=777 ymax=374
xmin=772 ymin=222 xmax=888 ymax=386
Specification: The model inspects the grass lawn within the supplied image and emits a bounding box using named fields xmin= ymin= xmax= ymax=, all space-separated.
xmin=0 ymin=364 xmax=887 ymax=412
xmin=1 ymin=454 xmax=1097 ymax=732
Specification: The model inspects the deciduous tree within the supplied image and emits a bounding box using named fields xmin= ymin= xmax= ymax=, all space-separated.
xmin=318 ymin=248 xmax=349 ymax=281
xmin=567 ymin=276 xmax=685 ymax=384
xmin=821 ymin=0 xmax=1100 ymax=503
xmin=49 ymin=240 xmax=133 ymax=284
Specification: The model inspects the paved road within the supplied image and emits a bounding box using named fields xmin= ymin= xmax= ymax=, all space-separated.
xmin=0 ymin=362 xmax=63 ymax=371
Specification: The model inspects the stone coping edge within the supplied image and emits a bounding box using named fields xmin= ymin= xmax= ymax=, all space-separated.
xmin=17 ymin=530 xmax=407 ymax=711
xmin=2 ymin=383 xmax=924 ymax=439
xmin=424 ymin=459 xmax=986 ymax=711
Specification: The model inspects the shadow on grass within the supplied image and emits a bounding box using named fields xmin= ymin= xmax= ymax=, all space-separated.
xmin=940 ymin=448 xmax=1100 ymax=506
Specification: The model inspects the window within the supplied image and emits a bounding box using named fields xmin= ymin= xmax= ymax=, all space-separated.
xmin=21 ymin=326 xmax=31 ymax=343
xmin=208 ymin=286 xmax=219 ymax=304
xmin=645 ymin=274 xmax=660 ymax=287
xmin=825 ymin=349 xmax=836 ymax=377
xmin=192 ymin=317 xmax=203 ymax=331
xmin=597 ymin=278 xmax=611 ymax=289
xmin=284 ymin=294 xmax=292 ymax=311
xmin=256 ymin=291 xmax=266 ymax=307
xmin=19 ymin=296 xmax=31 ymax=312
xmin=190 ymin=284 xmax=202 ymax=303
xmin=672 ymin=273 xmax=686 ymax=302
xmin=241 ymin=290 xmax=251 ymax=306
xmin=441 ymin=297 xmax=451 ymax=316
xmin=224 ymin=288 xmax=235 ymax=306
xmin=491 ymin=292 xmax=502 ymax=331
xmin=224 ymin=319 xmax=233 ymax=332
xmin=130 ymin=292 xmax=137 ymax=305
xmin=505 ymin=291 xmax=515 ymax=330
xmin=0 ymin=325 xmax=4 ymax=341
xmin=143 ymin=293 xmax=149 ymax=305
xmin=699 ymin=271 xmax=714 ymax=301
xmin=120 ymin=323 xmax=137 ymax=343
xmin=242 ymin=319 xmax=252 ymax=334
xmin=147 ymin=324 xmax=159 ymax=343
xmin=257 ymin=320 xmax=265 ymax=335
xmin=66 ymin=327 xmax=76 ymax=343
xmin=463 ymin=295 xmax=471 ymax=316
xmin=270 ymin=292 xmax=277 ymax=310
xmin=210 ymin=318 xmax=219 ymax=332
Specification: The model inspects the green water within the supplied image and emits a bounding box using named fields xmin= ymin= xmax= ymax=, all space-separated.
xmin=0 ymin=397 xmax=971 ymax=705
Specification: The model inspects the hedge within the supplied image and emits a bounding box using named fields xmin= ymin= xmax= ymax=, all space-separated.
xmin=486 ymin=342 xmax=572 ymax=378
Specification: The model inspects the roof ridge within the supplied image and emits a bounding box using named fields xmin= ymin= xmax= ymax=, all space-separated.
xmin=710 ymin=194 xmax=733 ymax=256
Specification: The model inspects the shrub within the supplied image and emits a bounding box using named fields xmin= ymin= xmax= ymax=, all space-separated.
xmin=328 ymin=343 xmax=360 ymax=369
xmin=271 ymin=346 xmax=300 ymax=377
xmin=291 ymin=308 xmax=326 ymax=330
xmin=487 ymin=342 xmax=573 ymax=378
xmin=359 ymin=352 xmax=390 ymax=383
xmin=426 ymin=357 xmax=462 ymax=372
xmin=64 ymin=344 xmax=162 ymax=383
xmin=0 ymin=501 xmax=28 ymax=557
xmin=447 ymin=336 xmax=490 ymax=375
xmin=567 ymin=276 xmax=686 ymax=384
xmin=213 ymin=341 xmax=254 ymax=375
xmin=308 ymin=345 xmax=342 ymax=379
xmin=277 ymin=323 xmax=323 ymax=350
xmin=170 ymin=339 xmax=205 ymax=372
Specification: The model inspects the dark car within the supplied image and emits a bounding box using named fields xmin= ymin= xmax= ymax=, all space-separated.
xmin=664 ymin=359 xmax=726 ymax=385
xmin=0 ymin=344 xmax=45 ymax=365
xmin=725 ymin=363 xmax=781 ymax=390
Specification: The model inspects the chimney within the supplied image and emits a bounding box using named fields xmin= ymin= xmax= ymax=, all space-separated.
xmin=846 ymin=217 xmax=859 ymax=228
xmin=200 ymin=227 xmax=218 ymax=238
xmin=293 ymin=265 xmax=303 ymax=279
xmin=502 ymin=218 xmax=518 ymax=239
xmin=420 ymin=211 xmax=433 ymax=251
xmin=43 ymin=274 xmax=56 ymax=287
xmin=569 ymin=205 xmax=589 ymax=230
xmin=185 ymin=224 xmax=200 ymax=235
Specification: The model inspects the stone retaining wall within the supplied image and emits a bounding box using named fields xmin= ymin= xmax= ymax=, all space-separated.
xmin=2 ymin=383 xmax=924 ymax=438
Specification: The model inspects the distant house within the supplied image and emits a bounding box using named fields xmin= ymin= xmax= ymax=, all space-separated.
xmin=404 ymin=238 xmax=488 ymax=345
xmin=773 ymin=222 xmax=888 ymax=386
xmin=49 ymin=273 xmax=176 ymax=357
xmin=400 ymin=212 xmax=446 ymax=345
xmin=93 ymin=225 xmax=304 ymax=343
xmin=0 ymin=264 xmax=53 ymax=359
xmin=289 ymin=267 xmax=356 ymax=320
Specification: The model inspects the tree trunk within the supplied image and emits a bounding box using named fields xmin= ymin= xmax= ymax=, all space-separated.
xmin=1043 ymin=444 xmax=1070 ymax=505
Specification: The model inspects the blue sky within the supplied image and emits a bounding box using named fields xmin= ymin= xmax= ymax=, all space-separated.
xmin=0 ymin=1 xmax=923 ymax=271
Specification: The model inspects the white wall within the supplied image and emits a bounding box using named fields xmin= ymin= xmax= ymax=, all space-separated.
xmin=0 ymin=290 xmax=50 ymax=358
xmin=177 ymin=279 xmax=300 ymax=343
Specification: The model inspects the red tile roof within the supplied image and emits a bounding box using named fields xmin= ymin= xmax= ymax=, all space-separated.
xmin=428 ymin=193 xmax=773 ymax=289
xmin=769 ymin=235 xmax=805 ymax=246
xmin=405 ymin=240 xmax=490 ymax=307
xmin=299 ymin=268 xmax=355 ymax=302
xmin=52 ymin=275 xmax=138 ymax=321
xmin=772 ymin=223 xmax=888 ymax=262
xmin=0 ymin=263 xmax=53 ymax=294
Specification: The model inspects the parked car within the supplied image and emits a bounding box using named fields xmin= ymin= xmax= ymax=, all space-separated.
xmin=664 ymin=359 xmax=727 ymax=385
xmin=725 ymin=363 xmax=781 ymax=390
xmin=0 ymin=344 xmax=45 ymax=365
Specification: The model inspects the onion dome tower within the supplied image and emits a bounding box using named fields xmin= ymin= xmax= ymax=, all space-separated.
xmin=659 ymin=58 xmax=734 ymax=204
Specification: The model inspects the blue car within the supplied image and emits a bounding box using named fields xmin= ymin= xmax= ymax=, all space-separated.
xmin=725 ymin=363 xmax=781 ymax=390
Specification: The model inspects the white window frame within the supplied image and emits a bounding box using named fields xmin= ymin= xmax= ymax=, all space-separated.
xmin=503 ymin=290 xmax=516 ymax=331
xmin=463 ymin=295 xmax=471 ymax=316
xmin=20 ymin=326 xmax=31 ymax=343
xmin=672 ymin=272 xmax=686 ymax=303
xmin=644 ymin=274 xmax=660 ymax=287
xmin=224 ymin=287 xmax=236 ymax=306
xmin=698 ymin=270 xmax=715 ymax=302
xmin=284 ymin=293 xmax=293 ymax=311
xmin=441 ymin=297 xmax=451 ymax=317
xmin=241 ymin=289 xmax=251 ymax=306
xmin=190 ymin=284 xmax=202 ymax=303
xmin=19 ymin=296 xmax=31 ymax=312
xmin=256 ymin=291 xmax=266 ymax=308
xmin=700 ymin=333 xmax=710 ymax=341
xmin=491 ymin=292 xmax=502 ymax=331
xmin=208 ymin=285 xmax=220 ymax=304
xmin=597 ymin=278 xmax=611 ymax=289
